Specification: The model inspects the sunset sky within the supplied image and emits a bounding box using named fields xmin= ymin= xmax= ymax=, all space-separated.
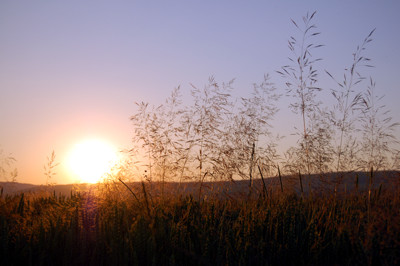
xmin=1 ymin=1 xmax=399 ymax=185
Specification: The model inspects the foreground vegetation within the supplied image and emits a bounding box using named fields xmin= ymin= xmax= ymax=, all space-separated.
xmin=1 ymin=175 xmax=399 ymax=265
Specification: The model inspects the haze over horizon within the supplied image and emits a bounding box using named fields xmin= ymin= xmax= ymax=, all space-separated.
xmin=1 ymin=1 xmax=399 ymax=185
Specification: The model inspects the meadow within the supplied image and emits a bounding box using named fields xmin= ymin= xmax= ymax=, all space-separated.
xmin=1 ymin=172 xmax=399 ymax=265
xmin=1 ymin=11 xmax=400 ymax=265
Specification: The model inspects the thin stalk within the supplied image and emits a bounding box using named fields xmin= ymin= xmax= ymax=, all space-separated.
xmin=299 ymin=171 xmax=304 ymax=194
xmin=258 ymin=165 xmax=267 ymax=198
xmin=249 ymin=142 xmax=255 ymax=197
xmin=118 ymin=178 xmax=140 ymax=205
xmin=198 ymin=171 xmax=208 ymax=201
xmin=299 ymin=28 xmax=311 ymax=176
xmin=141 ymin=181 xmax=151 ymax=217
xmin=367 ymin=167 xmax=373 ymax=222
xmin=278 ymin=165 xmax=283 ymax=193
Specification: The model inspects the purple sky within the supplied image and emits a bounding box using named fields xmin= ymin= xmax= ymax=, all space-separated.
xmin=1 ymin=1 xmax=399 ymax=184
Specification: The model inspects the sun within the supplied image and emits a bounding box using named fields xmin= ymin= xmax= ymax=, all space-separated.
xmin=67 ymin=139 xmax=118 ymax=183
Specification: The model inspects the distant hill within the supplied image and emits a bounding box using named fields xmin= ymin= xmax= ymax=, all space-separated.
xmin=1 ymin=171 xmax=398 ymax=197
xmin=0 ymin=182 xmax=38 ymax=195
xmin=0 ymin=182 xmax=94 ymax=196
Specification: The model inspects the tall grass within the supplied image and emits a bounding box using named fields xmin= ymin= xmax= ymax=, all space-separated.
xmin=127 ymin=11 xmax=398 ymax=188
xmin=0 ymin=148 xmax=18 ymax=184
xmin=1 ymin=177 xmax=399 ymax=265
xmin=277 ymin=11 xmax=324 ymax=175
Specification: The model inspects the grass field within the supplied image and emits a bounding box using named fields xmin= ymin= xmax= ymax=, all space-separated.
xmin=1 ymin=172 xmax=399 ymax=265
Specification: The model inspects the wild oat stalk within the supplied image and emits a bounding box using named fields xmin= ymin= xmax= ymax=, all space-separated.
xmin=0 ymin=148 xmax=17 ymax=183
xmin=277 ymin=11 xmax=323 ymax=175
xmin=44 ymin=150 xmax=59 ymax=189
xmin=326 ymin=29 xmax=375 ymax=172
xmin=130 ymin=87 xmax=184 ymax=194
xmin=190 ymin=77 xmax=234 ymax=182
xmin=220 ymin=74 xmax=280 ymax=182
xmin=358 ymin=78 xmax=399 ymax=171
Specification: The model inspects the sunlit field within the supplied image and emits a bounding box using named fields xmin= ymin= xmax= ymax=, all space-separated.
xmin=1 ymin=174 xmax=400 ymax=265
xmin=1 ymin=8 xmax=400 ymax=266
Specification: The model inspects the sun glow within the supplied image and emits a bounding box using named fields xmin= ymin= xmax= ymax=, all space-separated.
xmin=67 ymin=139 xmax=118 ymax=183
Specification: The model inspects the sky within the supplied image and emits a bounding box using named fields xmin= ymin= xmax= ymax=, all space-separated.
xmin=1 ymin=1 xmax=399 ymax=185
